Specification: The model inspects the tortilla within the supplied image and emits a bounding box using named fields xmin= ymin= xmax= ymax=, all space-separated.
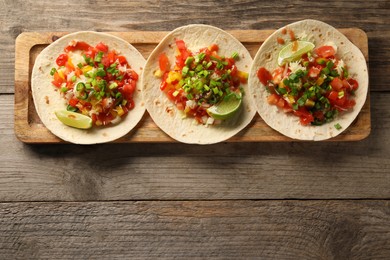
xmin=142 ymin=24 xmax=255 ymax=144
xmin=31 ymin=31 xmax=146 ymax=144
xmin=248 ymin=19 xmax=369 ymax=140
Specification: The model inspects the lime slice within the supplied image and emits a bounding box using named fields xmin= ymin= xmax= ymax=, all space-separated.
xmin=277 ymin=40 xmax=315 ymax=66
xmin=55 ymin=110 xmax=92 ymax=129
xmin=206 ymin=94 xmax=242 ymax=120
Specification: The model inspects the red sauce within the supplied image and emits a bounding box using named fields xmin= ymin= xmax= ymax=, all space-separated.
xmin=277 ymin=37 xmax=285 ymax=45
xmin=288 ymin=29 xmax=296 ymax=41
xmin=281 ymin=28 xmax=287 ymax=34
xmin=257 ymin=67 xmax=272 ymax=85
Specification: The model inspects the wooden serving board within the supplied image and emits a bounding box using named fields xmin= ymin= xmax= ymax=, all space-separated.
xmin=14 ymin=29 xmax=370 ymax=143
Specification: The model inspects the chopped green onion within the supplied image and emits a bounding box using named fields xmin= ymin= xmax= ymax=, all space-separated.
xmin=50 ymin=68 xmax=57 ymax=76
xmin=60 ymin=87 xmax=68 ymax=93
xmin=77 ymin=63 xmax=83 ymax=69
xmin=182 ymin=66 xmax=189 ymax=76
xmin=109 ymin=82 xmax=118 ymax=90
xmin=342 ymin=67 xmax=349 ymax=78
xmin=71 ymin=75 xmax=77 ymax=82
xmin=94 ymin=51 xmax=104 ymax=62
xmin=185 ymin=57 xmax=194 ymax=66
xmin=231 ymin=51 xmax=239 ymax=60
xmin=334 ymin=123 xmax=342 ymax=130
xmin=96 ymin=68 xmax=106 ymax=77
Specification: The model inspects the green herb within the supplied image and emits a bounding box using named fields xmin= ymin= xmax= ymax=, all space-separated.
xmin=94 ymin=51 xmax=104 ymax=62
xmin=231 ymin=51 xmax=239 ymax=60
xmin=109 ymin=82 xmax=118 ymax=90
xmin=334 ymin=123 xmax=342 ymax=130
xmin=185 ymin=57 xmax=194 ymax=66
xmin=50 ymin=68 xmax=57 ymax=76
xmin=96 ymin=68 xmax=106 ymax=77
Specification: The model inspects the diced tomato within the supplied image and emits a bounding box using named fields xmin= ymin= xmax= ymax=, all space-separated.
xmin=52 ymin=71 xmax=64 ymax=88
xmin=107 ymin=51 xmax=116 ymax=64
xmin=308 ymin=66 xmax=321 ymax=78
xmin=293 ymin=108 xmax=314 ymax=125
xmin=159 ymin=53 xmax=170 ymax=72
xmin=330 ymin=77 xmax=344 ymax=91
xmin=160 ymin=72 xmax=169 ymax=90
xmin=117 ymin=55 xmax=127 ymax=65
xmin=267 ymin=93 xmax=285 ymax=108
xmin=331 ymin=96 xmax=346 ymax=108
xmin=344 ymin=99 xmax=356 ymax=109
xmin=69 ymin=98 xmax=78 ymax=107
xmin=176 ymin=102 xmax=185 ymax=111
xmin=328 ymin=90 xmax=339 ymax=101
xmin=175 ymin=39 xmax=187 ymax=51
xmin=56 ymin=54 xmax=68 ymax=66
xmin=300 ymin=113 xmax=314 ymax=125
xmin=84 ymin=46 xmax=97 ymax=59
xmin=257 ymin=67 xmax=273 ymax=85
xmin=166 ymin=88 xmax=176 ymax=101
xmin=127 ymin=69 xmax=139 ymax=80
xmin=95 ymin=42 xmax=108 ymax=52
xmin=64 ymin=41 xmax=91 ymax=52
xmin=209 ymin=44 xmax=219 ymax=52
xmin=126 ymin=99 xmax=135 ymax=110
xmin=74 ymin=68 xmax=83 ymax=77
xmin=175 ymin=39 xmax=191 ymax=68
xmin=345 ymin=78 xmax=359 ymax=91
xmin=315 ymin=46 xmax=336 ymax=58
xmin=122 ymin=81 xmax=136 ymax=99
xmin=313 ymin=111 xmax=325 ymax=121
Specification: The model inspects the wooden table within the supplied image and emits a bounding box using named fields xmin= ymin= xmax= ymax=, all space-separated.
xmin=1 ymin=0 xmax=389 ymax=258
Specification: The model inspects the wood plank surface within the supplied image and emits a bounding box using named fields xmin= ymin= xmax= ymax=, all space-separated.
xmin=13 ymin=29 xmax=371 ymax=143
xmin=2 ymin=0 xmax=390 ymax=258
xmin=1 ymin=200 xmax=389 ymax=259
xmin=2 ymin=92 xmax=390 ymax=201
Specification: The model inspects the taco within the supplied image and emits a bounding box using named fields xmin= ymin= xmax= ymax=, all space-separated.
xmin=248 ymin=19 xmax=368 ymax=140
xmin=142 ymin=24 xmax=255 ymax=144
xmin=31 ymin=31 xmax=146 ymax=144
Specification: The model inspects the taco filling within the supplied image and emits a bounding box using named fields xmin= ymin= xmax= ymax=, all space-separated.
xmin=50 ymin=40 xmax=139 ymax=127
xmin=257 ymin=41 xmax=359 ymax=127
xmin=155 ymin=39 xmax=248 ymax=125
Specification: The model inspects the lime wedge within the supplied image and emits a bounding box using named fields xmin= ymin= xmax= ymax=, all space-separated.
xmin=206 ymin=94 xmax=242 ymax=120
xmin=277 ymin=40 xmax=315 ymax=66
xmin=55 ymin=110 xmax=92 ymax=129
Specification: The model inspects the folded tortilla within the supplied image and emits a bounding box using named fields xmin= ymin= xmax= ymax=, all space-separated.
xmin=142 ymin=24 xmax=256 ymax=144
xmin=31 ymin=31 xmax=146 ymax=144
xmin=248 ymin=19 xmax=369 ymax=140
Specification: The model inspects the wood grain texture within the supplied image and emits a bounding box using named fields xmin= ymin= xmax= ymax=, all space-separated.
xmin=2 ymin=92 xmax=390 ymax=201
xmin=13 ymin=29 xmax=371 ymax=143
xmin=2 ymin=1 xmax=390 ymax=258
xmin=0 ymin=200 xmax=389 ymax=259
xmin=1 ymin=0 xmax=389 ymax=93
